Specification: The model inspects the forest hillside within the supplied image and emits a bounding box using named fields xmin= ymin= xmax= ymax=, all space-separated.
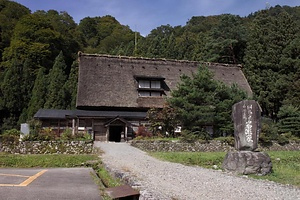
xmin=0 ymin=0 xmax=299 ymax=137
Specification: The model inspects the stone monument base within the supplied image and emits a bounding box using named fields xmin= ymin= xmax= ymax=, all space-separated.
xmin=222 ymin=151 xmax=272 ymax=175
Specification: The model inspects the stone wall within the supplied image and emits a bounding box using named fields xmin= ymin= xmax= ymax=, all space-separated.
xmin=0 ymin=140 xmax=93 ymax=154
xmin=130 ymin=140 xmax=300 ymax=152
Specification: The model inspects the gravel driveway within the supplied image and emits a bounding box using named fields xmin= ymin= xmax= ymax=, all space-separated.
xmin=95 ymin=142 xmax=300 ymax=200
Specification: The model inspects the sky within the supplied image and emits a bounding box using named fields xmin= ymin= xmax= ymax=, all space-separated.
xmin=12 ymin=0 xmax=300 ymax=36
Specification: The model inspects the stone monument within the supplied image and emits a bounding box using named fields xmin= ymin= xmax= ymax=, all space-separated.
xmin=222 ymin=100 xmax=272 ymax=175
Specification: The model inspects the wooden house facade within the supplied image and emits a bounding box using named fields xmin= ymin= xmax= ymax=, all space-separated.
xmin=34 ymin=53 xmax=252 ymax=142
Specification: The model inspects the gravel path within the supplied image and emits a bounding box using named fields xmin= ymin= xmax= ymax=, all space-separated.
xmin=95 ymin=142 xmax=300 ymax=200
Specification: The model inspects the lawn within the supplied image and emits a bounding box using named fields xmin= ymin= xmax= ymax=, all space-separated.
xmin=149 ymin=151 xmax=300 ymax=187
xmin=0 ymin=153 xmax=99 ymax=168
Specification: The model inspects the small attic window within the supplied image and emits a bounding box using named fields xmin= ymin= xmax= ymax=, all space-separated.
xmin=134 ymin=76 xmax=165 ymax=97
xmin=138 ymin=80 xmax=161 ymax=89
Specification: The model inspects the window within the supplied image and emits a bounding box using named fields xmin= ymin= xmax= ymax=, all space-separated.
xmin=139 ymin=80 xmax=150 ymax=88
xmin=151 ymin=80 xmax=161 ymax=89
xmin=135 ymin=76 xmax=165 ymax=97
xmin=139 ymin=91 xmax=151 ymax=97
xmin=137 ymin=80 xmax=163 ymax=96
xmin=138 ymin=80 xmax=161 ymax=89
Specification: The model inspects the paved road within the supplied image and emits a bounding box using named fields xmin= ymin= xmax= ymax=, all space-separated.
xmin=0 ymin=168 xmax=101 ymax=200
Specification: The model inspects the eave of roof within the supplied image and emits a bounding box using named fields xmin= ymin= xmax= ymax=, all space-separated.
xmin=34 ymin=109 xmax=147 ymax=119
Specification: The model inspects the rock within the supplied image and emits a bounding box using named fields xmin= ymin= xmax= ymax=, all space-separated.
xmin=222 ymin=151 xmax=272 ymax=175
xmin=232 ymin=100 xmax=261 ymax=151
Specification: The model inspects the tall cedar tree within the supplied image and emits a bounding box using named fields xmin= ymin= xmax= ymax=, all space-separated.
xmin=168 ymin=65 xmax=247 ymax=137
xmin=0 ymin=59 xmax=23 ymax=127
xmin=44 ymin=51 xmax=67 ymax=109
xmin=26 ymin=67 xmax=48 ymax=120
xmin=63 ymin=61 xmax=78 ymax=109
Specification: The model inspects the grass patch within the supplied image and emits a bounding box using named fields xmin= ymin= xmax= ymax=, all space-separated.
xmin=249 ymin=151 xmax=300 ymax=187
xmin=93 ymin=163 xmax=122 ymax=200
xmin=0 ymin=152 xmax=99 ymax=168
xmin=149 ymin=151 xmax=300 ymax=187
xmin=95 ymin=166 xmax=122 ymax=188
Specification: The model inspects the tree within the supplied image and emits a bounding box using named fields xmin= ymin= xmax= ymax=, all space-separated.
xmin=0 ymin=0 xmax=30 ymax=61
xmin=78 ymin=15 xmax=135 ymax=54
xmin=203 ymin=14 xmax=247 ymax=63
xmin=244 ymin=10 xmax=299 ymax=120
xmin=63 ymin=61 xmax=78 ymax=109
xmin=0 ymin=58 xmax=24 ymax=126
xmin=44 ymin=51 xmax=67 ymax=109
xmin=26 ymin=67 xmax=48 ymax=119
xmin=168 ymin=65 xmax=247 ymax=137
xmin=147 ymin=103 xmax=180 ymax=137
xmin=277 ymin=105 xmax=300 ymax=137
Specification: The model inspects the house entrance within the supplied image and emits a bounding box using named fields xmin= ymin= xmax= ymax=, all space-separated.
xmin=108 ymin=126 xmax=123 ymax=142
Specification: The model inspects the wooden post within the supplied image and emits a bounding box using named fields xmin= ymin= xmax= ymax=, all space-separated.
xmin=72 ymin=119 xmax=75 ymax=136
xmin=58 ymin=120 xmax=61 ymax=135
xmin=125 ymin=126 xmax=128 ymax=141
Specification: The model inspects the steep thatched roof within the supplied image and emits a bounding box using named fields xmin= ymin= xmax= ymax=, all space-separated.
xmin=76 ymin=53 xmax=252 ymax=110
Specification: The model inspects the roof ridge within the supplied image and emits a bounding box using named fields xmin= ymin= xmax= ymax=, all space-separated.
xmin=78 ymin=52 xmax=242 ymax=68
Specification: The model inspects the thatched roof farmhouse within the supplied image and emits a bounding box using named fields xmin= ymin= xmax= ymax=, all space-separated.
xmin=76 ymin=53 xmax=252 ymax=110
xmin=35 ymin=53 xmax=252 ymax=141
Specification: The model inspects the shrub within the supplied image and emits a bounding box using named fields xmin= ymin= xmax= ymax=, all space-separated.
xmin=277 ymin=105 xmax=300 ymax=137
xmin=277 ymin=132 xmax=297 ymax=145
xmin=38 ymin=128 xmax=57 ymax=141
xmin=61 ymin=129 xmax=92 ymax=141
xmin=259 ymin=117 xmax=279 ymax=146
xmin=83 ymin=132 xmax=92 ymax=140
xmin=1 ymin=129 xmax=21 ymax=143
xmin=61 ymin=129 xmax=74 ymax=140
xmin=213 ymin=136 xmax=235 ymax=146
xmin=179 ymin=130 xmax=208 ymax=143
xmin=135 ymin=125 xmax=152 ymax=138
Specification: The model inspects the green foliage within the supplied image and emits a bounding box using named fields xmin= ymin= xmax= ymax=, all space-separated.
xmin=37 ymin=128 xmax=57 ymax=141
xmin=244 ymin=9 xmax=299 ymax=120
xmin=44 ymin=51 xmax=67 ymax=109
xmin=78 ymin=15 xmax=135 ymax=54
xmin=61 ymin=129 xmax=92 ymax=141
xmin=204 ymin=14 xmax=247 ymax=63
xmin=28 ymin=119 xmax=42 ymax=137
xmin=0 ymin=0 xmax=30 ymax=60
xmin=277 ymin=105 xmax=300 ymax=137
xmin=74 ymin=131 xmax=92 ymax=141
xmin=179 ymin=130 xmax=209 ymax=143
xmin=213 ymin=136 xmax=235 ymax=146
xmin=63 ymin=61 xmax=78 ymax=109
xmin=0 ymin=153 xmax=99 ymax=168
xmin=61 ymin=129 xmax=73 ymax=140
xmin=151 ymin=151 xmax=300 ymax=187
xmin=250 ymin=151 xmax=300 ymax=187
xmin=0 ymin=1 xmax=300 ymax=140
xmin=0 ymin=129 xmax=21 ymax=143
xmin=26 ymin=67 xmax=48 ymax=119
xmin=259 ymin=118 xmax=279 ymax=145
xmin=147 ymin=104 xmax=180 ymax=137
xmin=96 ymin=166 xmax=122 ymax=188
xmin=169 ymin=65 xmax=247 ymax=138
